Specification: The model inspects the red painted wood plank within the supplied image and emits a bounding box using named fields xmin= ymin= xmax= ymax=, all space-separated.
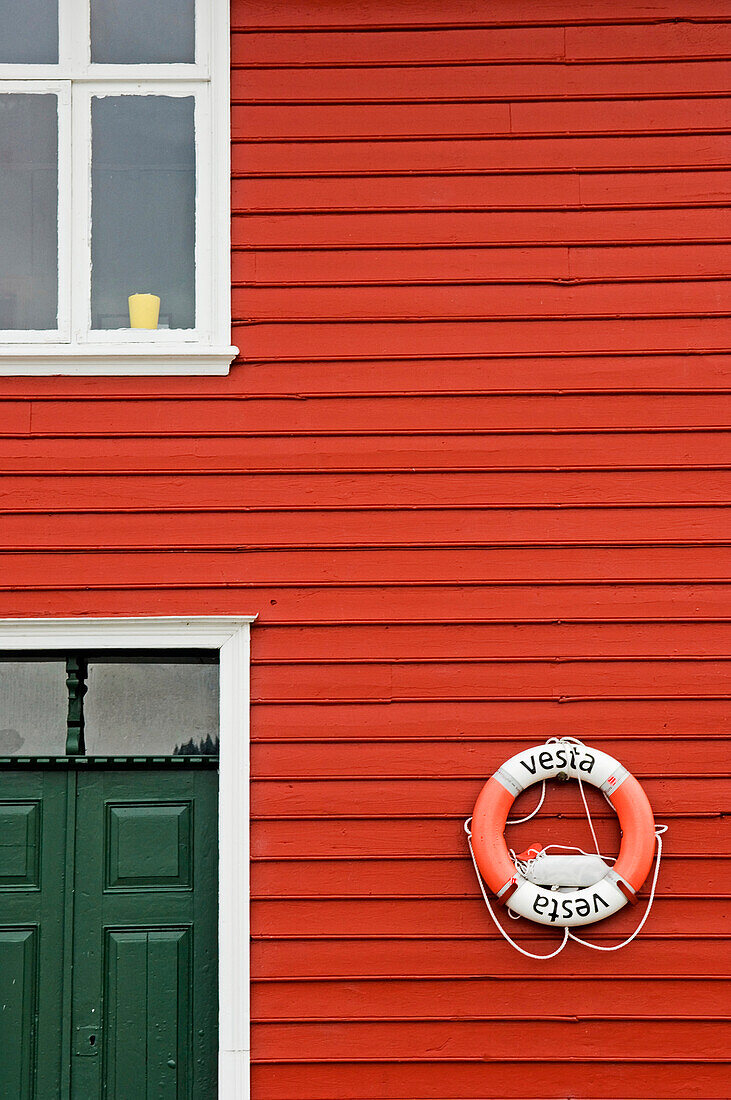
xmin=232 ymin=60 xmax=731 ymax=101
xmin=236 ymin=98 xmax=731 ymax=144
xmin=236 ymin=317 xmax=731 ymax=357
xmin=233 ymin=207 xmax=731 ymax=248
xmin=251 ymin=814 xmax=729 ymax=859
xmin=236 ymin=244 xmax=731 ymax=284
xmin=566 ymin=22 xmax=731 ymax=60
xmin=234 ymin=172 xmax=585 ymax=210
xmin=7 ymin=433 xmax=731 ymax=471
xmin=0 ymin=403 xmax=32 ymax=433
xmin=2 ymin=547 xmax=731 ymax=588
xmin=6 ymin=504 xmax=731 ymax=549
xmin=253 ymin=933 xmax=731 ymax=979
xmin=236 ymin=245 xmax=573 ymax=282
xmin=251 ymin=736 xmax=731 ymax=776
xmin=510 ymin=97 xmax=731 ymax=134
xmin=251 ymin=1018 xmax=730 ymax=1060
xmin=235 ymin=133 xmax=731 ymax=174
xmin=251 ymin=774 xmax=728 ymax=815
xmin=232 ymin=24 xmax=731 ymax=67
xmin=251 ymin=973 xmax=731 ymax=1017
xmin=250 ymin=1061 xmax=731 ymax=1100
xmin=234 ymin=172 xmax=731 ymax=211
xmin=235 ymin=1 xmax=729 ymax=28
xmin=252 ymin=657 xmax=731 ymax=700
xmin=571 ymin=244 xmax=731 ymax=277
xmin=231 ymin=27 xmax=567 ymax=66
xmin=236 ymin=101 xmax=523 ymax=141
xmin=29 ymin=394 xmax=731 ymax=434
xmin=3 ymin=434 xmax=731 ymax=472
xmin=234 ymin=280 xmax=731 ymax=320
xmin=5 ymin=469 xmax=731 ymax=511
xmin=250 ymin=896 xmax=729 ymax=938
xmin=250 ymin=621 xmax=731 ymax=660
xmin=251 ymin=694 xmax=731 ymax=741
xmin=251 ymin=855 xmax=725 ymax=896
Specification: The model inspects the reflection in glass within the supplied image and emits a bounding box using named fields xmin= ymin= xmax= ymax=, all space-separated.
xmin=0 ymin=95 xmax=58 ymax=330
xmin=91 ymin=96 xmax=196 ymax=330
xmin=0 ymin=0 xmax=58 ymax=63
xmin=84 ymin=663 xmax=218 ymax=755
xmin=0 ymin=663 xmax=66 ymax=755
xmin=91 ymin=0 xmax=194 ymax=64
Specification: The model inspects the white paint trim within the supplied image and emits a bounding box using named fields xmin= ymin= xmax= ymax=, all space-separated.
xmin=209 ymin=0 xmax=233 ymax=345
xmin=0 ymin=345 xmax=239 ymax=375
xmin=0 ymin=0 xmax=233 ymax=377
xmin=0 ymin=615 xmax=255 ymax=1099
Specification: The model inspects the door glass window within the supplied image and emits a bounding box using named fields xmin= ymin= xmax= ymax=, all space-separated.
xmin=91 ymin=0 xmax=195 ymax=64
xmin=84 ymin=661 xmax=218 ymax=755
xmin=0 ymin=654 xmax=218 ymax=757
xmin=0 ymin=661 xmax=66 ymax=755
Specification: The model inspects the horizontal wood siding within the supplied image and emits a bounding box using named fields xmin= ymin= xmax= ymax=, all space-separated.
xmin=1 ymin=0 xmax=730 ymax=1096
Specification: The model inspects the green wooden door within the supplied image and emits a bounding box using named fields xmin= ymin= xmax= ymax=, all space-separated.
xmin=0 ymin=767 xmax=218 ymax=1099
xmin=0 ymin=770 xmax=68 ymax=1099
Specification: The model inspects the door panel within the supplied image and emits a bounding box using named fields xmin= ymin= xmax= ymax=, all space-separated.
xmin=71 ymin=769 xmax=218 ymax=1099
xmin=0 ymin=928 xmax=38 ymax=1100
xmin=0 ymin=771 xmax=69 ymax=1100
xmin=103 ymin=929 xmax=192 ymax=1098
xmin=0 ymin=767 xmax=217 ymax=1100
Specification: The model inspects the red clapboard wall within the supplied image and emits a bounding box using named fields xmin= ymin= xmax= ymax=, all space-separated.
xmin=1 ymin=0 xmax=731 ymax=1096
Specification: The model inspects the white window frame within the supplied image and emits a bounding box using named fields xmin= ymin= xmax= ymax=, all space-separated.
xmin=0 ymin=0 xmax=237 ymax=375
xmin=0 ymin=615 xmax=255 ymax=1097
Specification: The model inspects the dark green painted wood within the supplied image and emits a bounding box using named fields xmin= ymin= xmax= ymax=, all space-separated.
xmin=59 ymin=771 xmax=78 ymax=1099
xmin=71 ymin=769 xmax=218 ymax=1099
xmin=0 ymin=929 xmax=37 ymax=1098
xmin=65 ymin=657 xmax=87 ymax=756
xmin=0 ymin=768 xmax=218 ymax=1099
xmin=0 ymin=771 xmax=70 ymax=1099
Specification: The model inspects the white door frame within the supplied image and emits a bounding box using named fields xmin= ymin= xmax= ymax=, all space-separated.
xmin=0 ymin=615 xmax=255 ymax=1097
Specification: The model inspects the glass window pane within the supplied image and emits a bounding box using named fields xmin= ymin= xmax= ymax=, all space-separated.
xmin=0 ymin=95 xmax=58 ymax=330
xmin=0 ymin=0 xmax=58 ymax=63
xmin=91 ymin=0 xmax=194 ymax=64
xmin=91 ymin=96 xmax=196 ymax=331
xmin=84 ymin=663 xmax=218 ymax=755
xmin=0 ymin=662 xmax=66 ymax=755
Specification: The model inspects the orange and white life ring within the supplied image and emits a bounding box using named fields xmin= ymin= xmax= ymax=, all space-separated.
xmin=469 ymin=740 xmax=657 ymax=928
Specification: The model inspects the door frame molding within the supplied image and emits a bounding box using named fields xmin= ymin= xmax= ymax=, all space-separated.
xmin=0 ymin=615 xmax=255 ymax=1097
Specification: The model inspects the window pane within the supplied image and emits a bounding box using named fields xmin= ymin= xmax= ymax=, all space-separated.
xmin=84 ymin=663 xmax=218 ymax=755
xmin=0 ymin=0 xmax=58 ymax=63
xmin=91 ymin=96 xmax=196 ymax=331
xmin=0 ymin=662 xmax=66 ymax=755
xmin=0 ymin=95 xmax=58 ymax=330
xmin=91 ymin=0 xmax=194 ymax=64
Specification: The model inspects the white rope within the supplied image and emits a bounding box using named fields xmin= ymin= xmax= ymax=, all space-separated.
xmin=467 ymin=736 xmax=668 ymax=956
xmin=576 ymin=770 xmax=602 ymax=855
xmin=567 ymin=826 xmax=667 ymax=952
xmin=464 ymin=818 xmax=569 ymax=959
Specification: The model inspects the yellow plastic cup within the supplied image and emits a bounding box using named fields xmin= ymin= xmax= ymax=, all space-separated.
xmin=128 ymin=293 xmax=160 ymax=329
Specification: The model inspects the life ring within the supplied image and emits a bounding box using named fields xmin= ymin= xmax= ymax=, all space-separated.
xmin=469 ymin=740 xmax=656 ymax=928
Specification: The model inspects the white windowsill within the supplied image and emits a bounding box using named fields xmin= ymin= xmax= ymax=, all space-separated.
xmin=0 ymin=344 xmax=240 ymax=376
